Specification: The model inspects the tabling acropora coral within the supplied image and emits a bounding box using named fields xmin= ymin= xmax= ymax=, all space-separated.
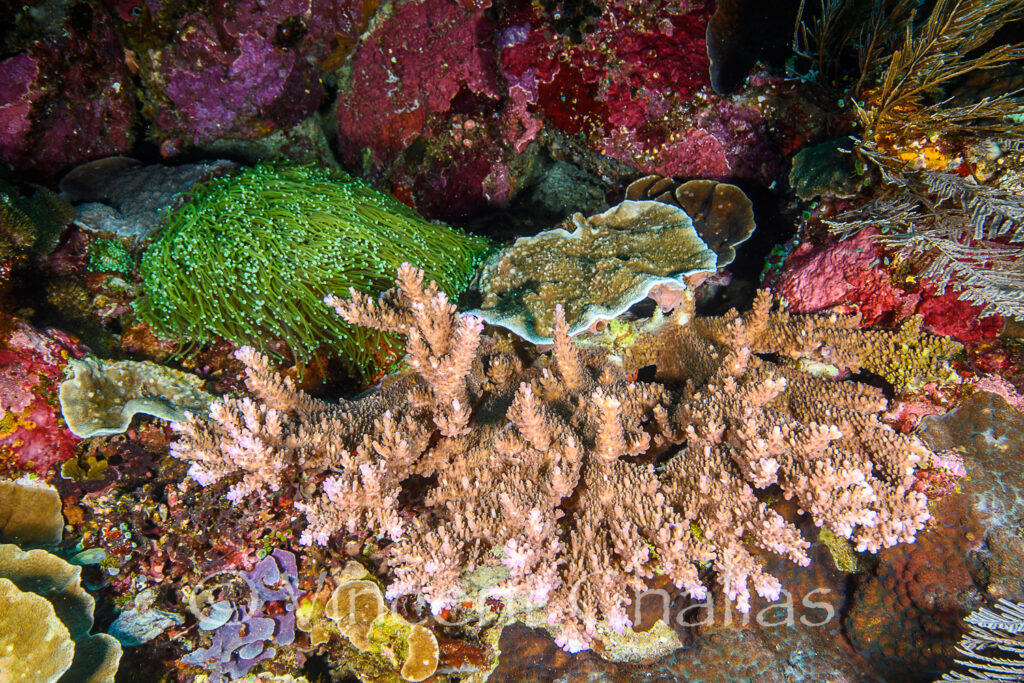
xmin=172 ymin=265 xmax=942 ymax=653
xmin=135 ymin=164 xmax=490 ymax=376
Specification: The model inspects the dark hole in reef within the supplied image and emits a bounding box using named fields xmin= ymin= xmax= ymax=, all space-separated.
xmin=399 ymin=473 xmax=437 ymax=511
xmin=845 ymin=369 xmax=894 ymax=400
xmin=403 ymin=137 xmax=429 ymax=168
xmin=273 ymin=15 xmax=308 ymax=49
xmin=300 ymin=653 xmax=336 ymax=682
xmin=650 ymin=441 xmax=686 ymax=473
xmin=68 ymin=2 xmax=95 ymax=33
xmin=636 ymin=364 xmax=657 ymax=383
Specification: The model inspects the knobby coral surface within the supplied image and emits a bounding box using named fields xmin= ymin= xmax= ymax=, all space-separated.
xmin=172 ymin=265 xmax=937 ymax=652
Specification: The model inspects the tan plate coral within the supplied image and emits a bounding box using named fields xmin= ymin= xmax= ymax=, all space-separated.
xmin=470 ymin=200 xmax=718 ymax=343
xmin=0 ymin=544 xmax=121 ymax=682
xmin=0 ymin=576 xmax=75 ymax=681
xmin=0 ymin=479 xmax=63 ymax=546
xmin=321 ymin=562 xmax=439 ymax=682
xmin=625 ymin=175 xmax=756 ymax=267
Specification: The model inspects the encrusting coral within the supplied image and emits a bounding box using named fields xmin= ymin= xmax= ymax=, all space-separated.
xmin=59 ymin=357 xmax=214 ymax=438
xmin=172 ymin=265 xmax=938 ymax=652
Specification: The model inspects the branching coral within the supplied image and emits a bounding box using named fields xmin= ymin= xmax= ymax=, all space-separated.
xmin=136 ymin=164 xmax=490 ymax=377
xmin=172 ymin=265 xmax=938 ymax=652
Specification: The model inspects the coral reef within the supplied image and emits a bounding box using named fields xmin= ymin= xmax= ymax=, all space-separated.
xmin=0 ymin=315 xmax=87 ymax=477
xmin=0 ymin=5 xmax=136 ymax=175
xmin=472 ymin=200 xmax=718 ymax=343
xmin=172 ymin=265 xmax=938 ymax=653
xmin=135 ymin=164 xmax=490 ymax=377
xmin=3 ymin=0 xmax=1023 ymax=679
xmin=58 ymin=357 xmax=213 ymax=438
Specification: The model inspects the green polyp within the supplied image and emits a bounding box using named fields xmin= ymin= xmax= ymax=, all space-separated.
xmin=87 ymin=238 xmax=135 ymax=275
xmin=135 ymin=164 xmax=491 ymax=378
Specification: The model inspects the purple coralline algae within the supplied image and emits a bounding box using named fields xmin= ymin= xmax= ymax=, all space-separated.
xmin=0 ymin=6 xmax=136 ymax=175
xmin=132 ymin=0 xmax=376 ymax=153
xmin=150 ymin=18 xmax=321 ymax=149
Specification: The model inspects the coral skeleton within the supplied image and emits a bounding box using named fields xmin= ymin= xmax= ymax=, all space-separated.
xmin=172 ymin=265 xmax=937 ymax=652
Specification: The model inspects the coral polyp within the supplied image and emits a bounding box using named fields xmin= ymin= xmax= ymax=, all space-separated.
xmin=135 ymin=164 xmax=490 ymax=376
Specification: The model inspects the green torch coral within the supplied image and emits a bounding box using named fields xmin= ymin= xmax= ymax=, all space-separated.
xmin=135 ymin=164 xmax=490 ymax=377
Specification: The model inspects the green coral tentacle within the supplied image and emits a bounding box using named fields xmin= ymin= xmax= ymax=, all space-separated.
xmin=136 ymin=164 xmax=491 ymax=377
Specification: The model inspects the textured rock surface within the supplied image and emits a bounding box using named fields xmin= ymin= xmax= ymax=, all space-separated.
xmin=60 ymin=158 xmax=237 ymax=242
